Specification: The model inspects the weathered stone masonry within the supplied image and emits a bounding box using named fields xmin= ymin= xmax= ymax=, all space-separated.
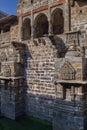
xmin=0 ymin=0 xmax=87 ymax=130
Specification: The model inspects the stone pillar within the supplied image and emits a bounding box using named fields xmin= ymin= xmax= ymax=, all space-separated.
xmin=48 ymin=6 xmax=53 ymax=36
xmin=1 ymin=78 xmax=24 ymax=120
xmin=1 ymin=29 xmax=3 ymax=34
xmin=19 ymin=16 xmax=23 ymax=41
xmin=0 ymin=41 xmax=25 ymax=120
xmin=31 ymin=10 xmax=34 ymax=39
xmin=63 ymin=1 xmax=70 ymax=32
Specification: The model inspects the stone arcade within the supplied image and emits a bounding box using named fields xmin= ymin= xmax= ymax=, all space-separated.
xmin=0 ymin=0 xmax=87 ymax=130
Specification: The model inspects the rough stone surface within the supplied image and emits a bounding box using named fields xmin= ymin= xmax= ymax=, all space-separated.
xmin=0 ymin=0 xmax=87 ymax=130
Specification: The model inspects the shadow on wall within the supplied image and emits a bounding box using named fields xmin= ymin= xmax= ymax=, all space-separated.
xmin=76 ymin=0 xmax=87 ymax=7
xmin=23 ymin=35 xmax=67 ymax=122
xmin=23 ymin=42 xmax=55 ymax=121
xmin=49 ymin=35 xmax=66 ymax=58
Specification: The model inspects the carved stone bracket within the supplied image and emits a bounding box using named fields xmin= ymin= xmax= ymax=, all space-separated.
xmin=66 ymin=30 xmax=81 ymax=46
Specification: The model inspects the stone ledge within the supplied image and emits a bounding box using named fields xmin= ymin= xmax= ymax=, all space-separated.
xmin=55 ymin=80 xmax=87 ymax=84
xmin=0 ymin=76 xmax=24 ymax=81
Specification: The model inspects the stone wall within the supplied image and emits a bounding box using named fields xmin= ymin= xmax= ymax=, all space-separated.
xmin=10 ymin=25 xmax=19 ymax=41
xmin=71 ymin=0 xmax=87 ymax=47
xmin=1 ymin=0 xmax=87 ymax=130
xmin=0 ymin=41 xmax=25 ymax=119
xmin=24 ymin=37 xmax=61 ymax=121
xmin=17 ymin=0 xmax=87 ymax=129
xmin=0 ymin=25 xmax=19 ymax=44
xmin=1 ymin=79 xmax=24 ymax=120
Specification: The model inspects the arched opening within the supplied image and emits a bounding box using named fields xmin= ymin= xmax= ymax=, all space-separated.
xmin=34 ymin=14 xmax=48 ymax=38
xmin=52 ymin=8 xmax=64 ymax=35
xmin=22 ymin=18 xmax=31 ymax=40
xmin=3 ymin=25 xmax=10 ymax=33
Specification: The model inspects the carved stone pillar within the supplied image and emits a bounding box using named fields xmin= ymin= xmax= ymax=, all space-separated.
xmin=63 ymin=1 xmax=70 ymax=32
xmin=31 ymin=10 xmax=34 ymax=39
xmin=48 ymin=6 xmax=53 ymax=36
xmin=19 ymin=16 xmax=23 ymax=41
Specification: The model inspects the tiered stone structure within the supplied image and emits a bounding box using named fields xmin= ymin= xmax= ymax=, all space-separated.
xmin=0 ymin=16 xmax=25 ymax=119
xmin=0 ymin=41 xmax=25 ymax=119
xmin=0 ymin=0 xmax=87 ymax=130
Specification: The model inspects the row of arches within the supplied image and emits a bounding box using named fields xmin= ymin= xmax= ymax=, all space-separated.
xmin=22 ymin=8 xmax=64 ymax=40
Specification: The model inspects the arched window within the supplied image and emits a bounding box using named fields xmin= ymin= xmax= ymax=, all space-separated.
xmin=51 ymin=8 xmax=64 ymax=35
xmin=22 ymin=18 xmax=31 ymax=40
xmin=34 ymin=13 xmax=48 ymax=38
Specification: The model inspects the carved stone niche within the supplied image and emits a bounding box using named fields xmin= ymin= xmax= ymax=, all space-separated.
xmin=66 ymin=31 xmax=81 ymax=46
xmin=65 ymin=45 xmax=84 ymax=58
xmin=60 ymin=61 xmax=76 ymax=80
xmin=0 ymin=41 xmax=25 ymax=77
xmin=3 ymin=64 xmax=11 ymax=77
xmin=0 ymin=52 xmax=7 ymax=62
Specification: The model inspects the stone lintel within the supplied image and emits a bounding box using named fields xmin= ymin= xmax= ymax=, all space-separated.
xmin=65 ymin=30 xmax=81 ymax=34
xmin=55 ymin=80 xmax=87 ymax=85
xmin=0 ymin=76 xmax=24 ymax=81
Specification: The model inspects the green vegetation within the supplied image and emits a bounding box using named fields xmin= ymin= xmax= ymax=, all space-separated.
xmin=0 ymin=116 xmax=52 ymax=130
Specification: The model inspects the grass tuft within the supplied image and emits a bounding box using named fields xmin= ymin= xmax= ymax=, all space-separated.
xmin=0 ymin=116 xmax=52 ymax=130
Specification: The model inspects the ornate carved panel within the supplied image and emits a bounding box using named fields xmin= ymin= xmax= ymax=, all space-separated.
xmin=60 ymin=61 xmax=76 ymax=80
xmin=66 ymin=31 xmax=81 ymax=46
xmin=0 ymin=52 xmax=7 ymax=61
xmin=3 ymin=64 xmax=11 ymax=77
xmin=0 ymin=42 xmax=25 ymax=77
